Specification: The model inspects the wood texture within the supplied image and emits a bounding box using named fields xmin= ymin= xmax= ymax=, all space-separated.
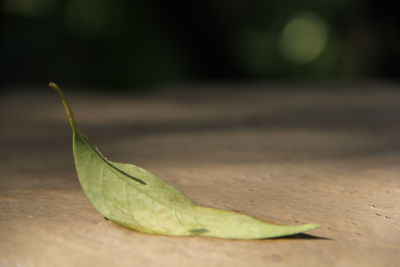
xmin=1 ymin=83 xmax=399 ymax=266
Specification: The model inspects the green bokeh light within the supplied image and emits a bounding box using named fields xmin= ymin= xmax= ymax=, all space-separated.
xmin=279 ymin=12 xmax=329 ymax=65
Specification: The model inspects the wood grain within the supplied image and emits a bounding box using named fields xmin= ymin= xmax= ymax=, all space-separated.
xmin=1 ymin=83 xmax=399 ymax=266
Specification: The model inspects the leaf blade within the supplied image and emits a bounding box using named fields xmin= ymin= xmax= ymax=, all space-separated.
xmin=51 ymin=82 xmax=320 ymax=239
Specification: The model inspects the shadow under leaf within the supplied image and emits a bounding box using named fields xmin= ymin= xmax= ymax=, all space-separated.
xmin=269 ymin=233 xmax=333 ymax=240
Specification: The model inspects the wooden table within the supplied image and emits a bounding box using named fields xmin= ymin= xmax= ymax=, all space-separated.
xmin=1 ymin=83 xmax=399 ymax=266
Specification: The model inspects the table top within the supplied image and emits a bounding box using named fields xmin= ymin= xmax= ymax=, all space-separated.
xmin=1 ymin=83 xmax=399 ymax=267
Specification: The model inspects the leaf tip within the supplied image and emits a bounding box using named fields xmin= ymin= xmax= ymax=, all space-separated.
xmin=303 ymin=223 xmax=320 ymax=231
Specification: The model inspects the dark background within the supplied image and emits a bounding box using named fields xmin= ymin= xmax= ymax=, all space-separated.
xmin=2 ymin=0 xmax=400 ymax=91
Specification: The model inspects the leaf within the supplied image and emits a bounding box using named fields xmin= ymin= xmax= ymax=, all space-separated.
xmin=49 ymin=82 xmax=319 ymax=239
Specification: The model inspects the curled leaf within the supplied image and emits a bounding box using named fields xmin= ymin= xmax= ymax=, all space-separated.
xmin=50 ymin=82 xmax=319 ymax=239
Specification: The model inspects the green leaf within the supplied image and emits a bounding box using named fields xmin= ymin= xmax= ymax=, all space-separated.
xmin=49 ymin=82 xmax=319 ymax=239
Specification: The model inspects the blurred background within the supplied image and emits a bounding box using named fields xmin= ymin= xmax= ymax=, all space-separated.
xmin=2 ymin=0 xmax=400 ymax=91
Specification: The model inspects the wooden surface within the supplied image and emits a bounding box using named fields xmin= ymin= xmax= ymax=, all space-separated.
xmin=1 ymin=83 xmax=399 ymax=266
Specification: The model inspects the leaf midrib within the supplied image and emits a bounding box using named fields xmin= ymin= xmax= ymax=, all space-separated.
xmin=76 ymin=132 xmax=197 ymax=221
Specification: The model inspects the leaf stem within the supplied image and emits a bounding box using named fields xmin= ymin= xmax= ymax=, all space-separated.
xmin=49 ymin=82 xmax=79 ymax=131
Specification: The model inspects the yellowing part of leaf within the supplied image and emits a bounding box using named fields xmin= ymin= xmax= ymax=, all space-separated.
xmin=49 ymin=82 xmax=319 ymax=239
